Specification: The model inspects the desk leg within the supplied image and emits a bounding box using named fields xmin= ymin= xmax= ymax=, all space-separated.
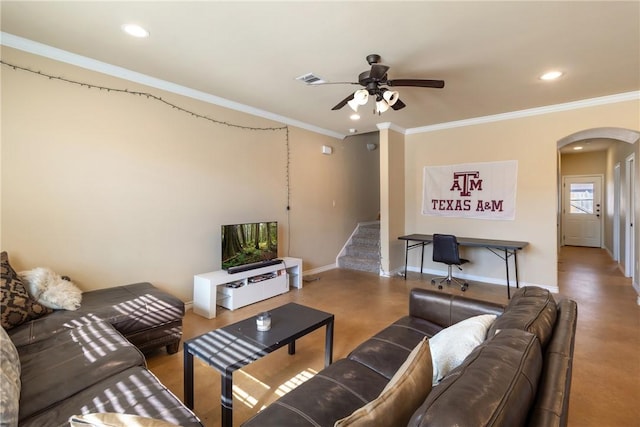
xmin=404 ymin=240 xmax=409 ymax=280
xmin=504 ymin=248 xmax=511 ymax=299
xmin=420 ymin=243 xmax=425 ymax=275
xmin=221 ymin=372 xmax=233 ymax=427
xmin=184 ymin=349 xmax=194 ymax=409
xmin=514 ymin=250 xmax=520 ymax=290
xmin=325 ymin=319 xmax=334 ymax=367
xmin=288 ymin=340 xmax=296 ymax=355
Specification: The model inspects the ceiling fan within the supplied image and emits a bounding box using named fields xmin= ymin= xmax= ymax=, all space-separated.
xmin=328 ymin=54 xmax=445 ymax=114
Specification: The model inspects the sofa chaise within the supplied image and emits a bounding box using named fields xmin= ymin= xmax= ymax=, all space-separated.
xmin=1 ymin=251 xmax=203 ymax=427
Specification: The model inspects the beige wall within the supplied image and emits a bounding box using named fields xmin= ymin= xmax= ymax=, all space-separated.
xmin=403 ymin=100 xmax=639 ymax=289
xmin=561 ymin=150 xmax=607 ymax=176
xmin=379 ymin=127 xmax=405 ymax=275
xmin=1 ymin=47 xmax=380 ymax=301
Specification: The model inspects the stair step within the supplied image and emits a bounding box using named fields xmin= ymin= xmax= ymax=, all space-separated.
xmin=352 ymin=236 xmax=379 ymax=247
xmin=346 ymin=245 xmax=379 ymax=259
xmin=339 ymin=222 xmax=381 ymax=274
xmin=338 ymin=256 xmax=380 ymax=273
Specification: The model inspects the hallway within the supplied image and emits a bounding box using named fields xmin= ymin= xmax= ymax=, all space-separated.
xmin=557 ymin=246 xmax=639 ymax=426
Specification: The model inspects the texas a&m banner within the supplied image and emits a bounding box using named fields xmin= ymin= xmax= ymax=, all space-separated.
xmin=422 ymin=160 xmax=518 ymax=220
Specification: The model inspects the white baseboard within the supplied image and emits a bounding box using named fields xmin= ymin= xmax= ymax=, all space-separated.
xmin=399 ymin=266 xmax=559 ymax=294
xmin=304 ymin=263 xmax=338 ymax=276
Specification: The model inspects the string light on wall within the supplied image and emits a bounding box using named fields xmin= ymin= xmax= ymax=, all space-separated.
xmin=1 ymin=59 xmax=293 ymax=253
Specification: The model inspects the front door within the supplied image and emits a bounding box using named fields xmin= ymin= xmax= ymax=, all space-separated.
xmin=563 ymin=175 xmax=603 ymax=247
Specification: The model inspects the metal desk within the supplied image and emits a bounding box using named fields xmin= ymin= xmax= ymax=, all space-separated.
xmin=398 ymin=234 xmax=528 ymax=298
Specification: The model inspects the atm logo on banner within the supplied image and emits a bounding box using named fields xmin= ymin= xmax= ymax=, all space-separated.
xmin=422 ymin=161 xmax=518 ymax=220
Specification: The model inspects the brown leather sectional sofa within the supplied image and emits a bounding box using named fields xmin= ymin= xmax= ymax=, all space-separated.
xmin=242 ymin=286 xmax=578 ymax=427
xmin=8 ymin=282 xmax=204 ymax=427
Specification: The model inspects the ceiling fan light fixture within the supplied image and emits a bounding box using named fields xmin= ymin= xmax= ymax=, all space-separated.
xmin=353 ymin=89 xmax=369 ymax=105
xmin=383 ymin=90 xmax=400 ymax=106
xmin=376 ymin=99 xmax=390 ymax=114
xmin=348 ymin=89 xmax=369 ymax=112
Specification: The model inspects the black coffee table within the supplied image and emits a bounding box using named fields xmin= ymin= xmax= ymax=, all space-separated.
xmin=183 ymin=302 xmax=334 ymax=427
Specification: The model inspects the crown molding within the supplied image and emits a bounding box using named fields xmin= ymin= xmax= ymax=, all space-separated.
xmin=3 ymin=32 xmax=636 ymax=140
xmin=1 ymin=32 xmax=347 ymax=140
xmin=376 ymin=122 xmax=406 ymax=134
xmin=406 ymin=91 xmax=640 ymax=135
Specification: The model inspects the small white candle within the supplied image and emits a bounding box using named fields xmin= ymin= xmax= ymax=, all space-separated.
xmin=256 ymin=312 xmax=271 ymax=331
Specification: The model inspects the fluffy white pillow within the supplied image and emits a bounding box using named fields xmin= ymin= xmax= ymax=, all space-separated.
xmin=429 ymin=314 xmax=497 ymax=385
xmin=19 ymin=267 xmax=82 ymax=311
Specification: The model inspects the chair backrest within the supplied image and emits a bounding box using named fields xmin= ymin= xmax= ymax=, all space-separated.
xmin=432 ymin=234 xmax=462 ymax=265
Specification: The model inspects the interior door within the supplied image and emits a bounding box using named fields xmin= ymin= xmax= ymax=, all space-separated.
xmin=563 ymin=175 xmax=603 ymax=247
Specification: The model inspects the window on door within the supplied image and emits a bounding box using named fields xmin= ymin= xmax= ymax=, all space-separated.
xmin=569 ymin=183 xmax=594 ymax=214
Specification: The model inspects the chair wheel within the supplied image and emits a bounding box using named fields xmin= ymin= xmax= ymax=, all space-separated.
xmin=461 ymin=287 xmax=467 ymax=291
xmin=431 ymin=279 xmax=436 ymax=285
xmin=438 ymin=285 xmax=443 ymax=290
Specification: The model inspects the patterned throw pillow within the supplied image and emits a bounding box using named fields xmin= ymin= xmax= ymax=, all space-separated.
xmin=1 ymin=251 xmax=52 ymax=330
xmin=0 ymin=324 xmax=21 ymax=427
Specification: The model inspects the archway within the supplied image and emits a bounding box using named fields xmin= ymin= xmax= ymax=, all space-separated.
xmin=557 ymin=127 xmax=639 ymax=294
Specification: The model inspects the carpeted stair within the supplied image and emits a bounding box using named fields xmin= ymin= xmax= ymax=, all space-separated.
xmin=338 ymin=222 xmax=380 ymax=274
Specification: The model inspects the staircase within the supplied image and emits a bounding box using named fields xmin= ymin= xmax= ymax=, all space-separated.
xmin=338 ymin=222 xmax=380 ymax=274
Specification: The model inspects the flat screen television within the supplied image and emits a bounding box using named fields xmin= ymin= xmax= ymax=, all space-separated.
xmin=221 ymin=221 xmax=278 ymax=272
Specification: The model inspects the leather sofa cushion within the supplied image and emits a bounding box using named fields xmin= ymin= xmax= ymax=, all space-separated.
xmin=409 ymin=288 xmax=504 ymax=328
xmin=19 ymin=367 xmax=202 ymax=427
xmin=335 ymin=338 xmax=433 ymax=427
xmin=346 ymin=316 xmax=435 ymax=379
xmin=9 ymin=282 xmax=184 ymax=348
xmin=242 ymin=359 xmax=388 ymax=427
xmin=488 ymin=286 xmax=557 ymax=348
xmin=408 ymin=329 xmax=543 ymax=427
xmin=17 ymin=319 xmax=145 ymax=421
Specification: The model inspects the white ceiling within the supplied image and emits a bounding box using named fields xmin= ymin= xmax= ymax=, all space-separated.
xmin=1 ymin=1 xmax=639 ymax=139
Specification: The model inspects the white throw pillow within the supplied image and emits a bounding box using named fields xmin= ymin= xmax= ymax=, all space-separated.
xmin=429 ymin=314 xmax=497 ymax=385
xmin=19 ymin=267 xmax=82 ymax=311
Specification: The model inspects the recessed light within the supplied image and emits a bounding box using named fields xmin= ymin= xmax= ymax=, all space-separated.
xmin=540 ymin=71 xmax=563 ymax=81
xmin=349 ymin=128 xmax=357 ymax=133
xmin=573 ymin=146 xmax=583 ymax=151
xmin=122 ymin=24 xmax=149 ymax=38
xmin=350 ymin=114 xmax=360 ymax=120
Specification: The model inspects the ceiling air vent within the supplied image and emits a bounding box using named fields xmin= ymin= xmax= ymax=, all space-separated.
xmin=296 ymin=73 xmax=326 ymax=85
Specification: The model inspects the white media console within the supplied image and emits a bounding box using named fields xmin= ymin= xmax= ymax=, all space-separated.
xmin=193 ymin=257 xmax=303 ymax=319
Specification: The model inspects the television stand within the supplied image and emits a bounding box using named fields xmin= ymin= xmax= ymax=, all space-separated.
xmin=193 ymin=257 xmax=303 ymax=319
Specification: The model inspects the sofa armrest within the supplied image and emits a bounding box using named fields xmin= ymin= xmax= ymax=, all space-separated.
xmin=527 ymin=299 xmax=578 ymax=427
xmin=409 ymin=288 xmax=504 ymax=328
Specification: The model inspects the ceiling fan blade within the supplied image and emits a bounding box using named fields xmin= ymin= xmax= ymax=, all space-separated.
xmin=370 ymin=64 xmax=390 ymax=80
xmin=331 ymin=92 xmax=355 ymax=110
xmin=391 ymin=99 xmax=406 ymax=110
xmin=386 ymin=79 xmax=445 ymax=88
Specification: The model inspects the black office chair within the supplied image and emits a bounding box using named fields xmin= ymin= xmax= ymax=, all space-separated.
xmin=430 ymin=234 xmax=469 ymax=291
